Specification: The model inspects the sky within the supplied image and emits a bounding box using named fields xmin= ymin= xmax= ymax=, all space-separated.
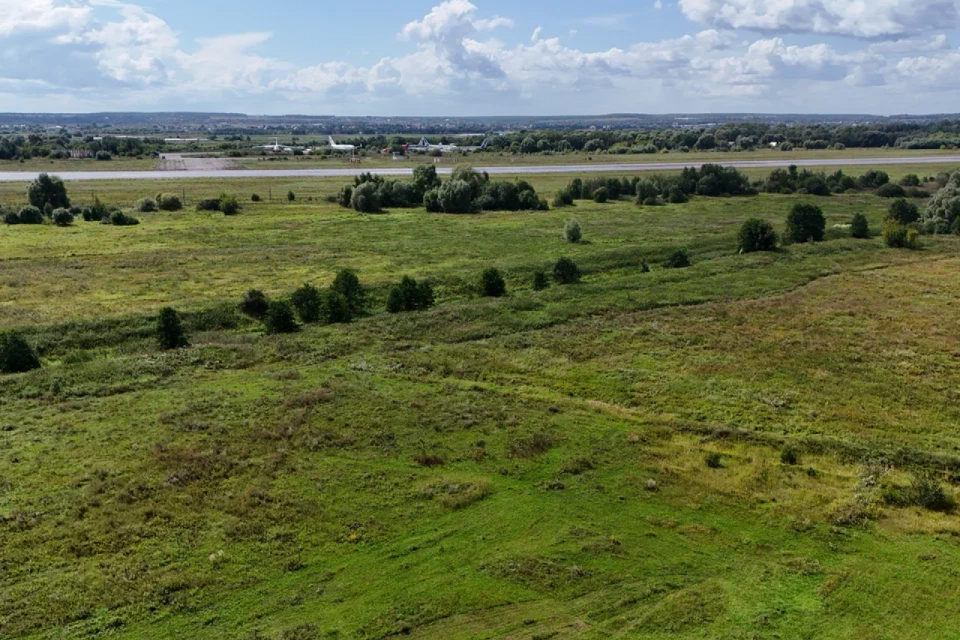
xmin=2 ymin=0 xmax=960 ymax=115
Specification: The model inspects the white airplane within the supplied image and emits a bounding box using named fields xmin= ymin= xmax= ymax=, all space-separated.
xmin=253 ymin=138 xmax=295 ymax=153
xmin=327 ymin=136 xmax=357 ymax=152
xmin=408 ymin=137 xmax=488 ymax=153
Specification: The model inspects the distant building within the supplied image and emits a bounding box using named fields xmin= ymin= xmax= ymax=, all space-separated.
xmin=69 ymin=149 xmax=92 ymax=159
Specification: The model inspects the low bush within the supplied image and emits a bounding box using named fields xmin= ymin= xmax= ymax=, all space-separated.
xmin=264 ymin=300 xmax=299 ymax=334
xmin=136 ymin=197 xmax=158 ymax=213
xmin=386 ymin=276 xmax=434 ymax=313
xmin=0 ymin=330 xmax=41 ymax=374
xmin=593 ymin=187 xmax=609 ymax=203
xmin=52 ymin=208 xmax=73 ymax=227
xmin=291 ymin=284 xmax=322 ymax=323
xmin=900 ymin=174 xmax=921 ymax=187
xmin=480 ymin=268 xmax=507 ymax=297
xmin=885 ymin=472 xmax=956 ymax=512
xmin=664 ymin=249 xmax=691 ymax=268
xmin=887 ymin=198 xmax=920 ymax=225
xmin=156 ymin=193 xmax=182 ymax=211
xmin=287 ymin=191 xmax=296 ymax=202
xmin=883 ymin=221 xmax=920 ymax=249
xmin=850 ymin=213 xmax=870 ymax=239
xmin=532 ymin=271 xmax=550 ymax=291
xmin=251 ymin=193 xmax=261 ymax=202
xmin=351 ymin=182 xmax=382 ymax=213
xmin=196 ymin=198 xmax=221 ymax=212
xmin=704 ymin=452 xmax=723 ymax=469
xmin=324 ymin=291 xmax=353 ymax=324
xmin=780 ymin=446 xmax=801 ymax=465
xmin=785 ymin=203 xmax=826 ymax=243
xmin=876 ymin=183 xmax=906 ymax=198
xmin=157 ymin=307 xmax=189 ymax=350
xmin=108 ymin=211 xmax=139 ymax=226
xmin=219 ymin=194 xmax=240 ymax=215
xmin=737 ymin=218 xmax=778 ymax=253
xmin=332 ymin=269 xmax=366 ymax=314
xmin=239 ymin=289 xmax=269 ymax=319
xmin=18 ymin=206 xmax=43 ymax=225
xmin=2 ymin=211 xmax=19 ymax=225
xmin=564 ymin=219 xmax=582 ymax=243
xmin=553 ymin=257 xmax=581 ymax=284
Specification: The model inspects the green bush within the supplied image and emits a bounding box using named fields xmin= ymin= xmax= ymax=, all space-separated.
xmin=332 ymin=269 xmax=366 ymax=314
xmin=351 ymin=182 xmax=382 ymax=213
xmin=593 ymin=187 xmax=609 ymax=203
xmin=2 ymin=211 xmax=19 ymax=225
xmin=157 ymin=307 xmax=189 ymax=350
xmin=437 ymin=180 xmax=474 ymax=213
xmin=264 ymin=300 xmax=299 ymax=334
xmin=337 ymin=186 xmax=353 ymax=208
xmin=785 ymin=203 xmax=826 ymax=243
xmin=108 ymin=211 xmax=139 ymax=226
xmin=704 ymin=452 xmax=723 ymax=469
xmin=641 ymin=196 xmax=662 ymax=206
xmin=219 ymin=194 xmax=241 ymax=215
xmin=156 ymin=193 xmax=182 ymax=211
xmin=564 ymin=219 xmax=582 ymax=243
xmin=737 ymin=218 xmax=778 ymax=253
xmin=664 ymin=249 xmax=691 ymax=268
xmin=883 ymin=221 xmax=920 ymax=249
xmin=780 ymin=446 xmax=801 ymax=465
xmin=887 ymin=198 xmax=920 ymax=224
xmin=909 ymin=472 xmax=955 ymax=512
xmin=136 ymin=197 xmax=158 ymax=213
xmin=850 ymin=213 xmax=870 ymax=239
xmin=876 ymin=183 xmax=906 ymax=198
xmin=323 ymin=291 xmax=353 ymax=324
xmin=386 ymin=276 xmax=434 ymax=313
xmin=239 ymin=289 xmax=269 ymax=319
xmin=858 ymin=169 xmax=890 ymax=189
xmin=18 ymin=206 xmax=43 ymax=225
xmin=532 ymin=271 xmax=550 ymax=291
xmin=291 ymin=284 xmax=322 ymax=323
xmin=480 ymin=268 xmax=507 ymax=297
xmin=667 ymin=186 xmax=689 ymax=204
xmin=0 ymin=330 xmax=41 ymax=374
xmin=52 ymin=208 xmax=73 ymax=227
xmin=251 ymin=193 xmax=261 ymax=202
xmin=900 ymin=174 xmax=921 ymax=187
xmin=27 ymin=173 xmax=70 ymax=210
xmin=423 ymin=188 xmax=442 ymax=212
xmin=287 ymin=191 xmax=296 ymax=202
xmin=553 ymin=257 xmax=581 ymax=284
xmin=82 ymin=197 xmax=108 ymax=221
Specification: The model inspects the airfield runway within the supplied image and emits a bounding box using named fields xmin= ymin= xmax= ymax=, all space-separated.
xmin=1 ymin=155 xmax=959 ymax=182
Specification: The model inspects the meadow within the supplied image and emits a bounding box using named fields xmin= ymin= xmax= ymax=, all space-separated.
xmin=1 ymin=169 xmax=960 ymax=639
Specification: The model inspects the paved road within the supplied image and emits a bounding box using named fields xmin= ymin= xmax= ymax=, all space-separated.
xmin=1 ymin=155 xmax=959 ymax=182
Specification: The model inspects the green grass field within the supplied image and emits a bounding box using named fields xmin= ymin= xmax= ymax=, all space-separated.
xmin=2 ymin=170 xmax=960 ymax=640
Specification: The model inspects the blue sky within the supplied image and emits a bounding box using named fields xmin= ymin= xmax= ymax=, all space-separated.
xmin=2 ymin=1 xmax=960 ymax=115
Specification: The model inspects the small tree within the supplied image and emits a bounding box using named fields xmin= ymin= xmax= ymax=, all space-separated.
xmin=332 ymin=269 xmax=366 ymax=313
xmin=737 ymin=218 xmax=778 ymax=253
xmin=351 ymin=182 xmax=382 ymax=213
xmin=287 ymin=191 xmax=296 ymax=202
xmin=532 ymin=271 xmax=550 ymax=291
xmin=239 ymin=289 xmax=269 ymax=319
xmin=564 ymin=219 xmax=582 ymax=243
xmin=593 ymin=187 xmax=609 ymax=203
xmin=850 ymin=213 xmax=870 ymax=239
xmin=291 ymin=284 xmax=322 ymax=323
xmin=157 ymin=307 xmax=188 ymax=350
xmin=219 ymin=194 xmax=241 ymax=215
xmin=883 ymin=221 xmax=920 ymax=249
xmin=0 ymin=330 xmax=41 ymax=374
xmin=27 ymin=173 xmax=70 ymax=210
xmin=324 ymin=291 xmax=353 ymax=324
xmin=337 ymin=186 xmax=353 ymax=208
xmin=264 ymin=300 xmax=299 ymax=334
xmin=664 ymin=249 xmax=691 ymax=268
xmin=553 ymin=257 xmax=581 ymax=284
xmin=876 ymin=183 xmax=906 ymax=198
xmin=480 ymin=267 xmax=507 ymax=297
xmin=785 ymin=204 xmax=826 ymax=243
xmin=386 ymin=276 xmax=434 ymax=313
xmin=437 ymin=180 xmax=474 ymax=213
xmin=251 ymin=193 xmax=262 ymax=202
xmin=888 ymin=199 xmax=919 ymax=225
xmin=52 ymin=208 xmax=74 ymax=227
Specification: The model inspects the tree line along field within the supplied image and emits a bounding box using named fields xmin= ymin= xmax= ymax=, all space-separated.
xmin=1 ymin=168 xmax=960 ymax=639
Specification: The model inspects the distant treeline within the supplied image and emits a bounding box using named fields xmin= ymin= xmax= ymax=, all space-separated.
xmin=0 ymin=134 xmax=166 ymax=161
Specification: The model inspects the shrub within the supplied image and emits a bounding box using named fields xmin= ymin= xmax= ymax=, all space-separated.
xmin=251 ymin=193 xmax=261 ymax=202
xmin=2 ymin=211 xmax=19 ymax=225
xmin=642 ymin=196 xmax=662 ymax=206
xmin=95 ymin=151 xmax=112 ymax=161
xmin=27 ymin=173 xmax=70 ymax=210
xmin=437 ymin=180 xmax=474 ymax=213
xmin=52 ymin=208 xmax=73 ymax=227
xmin=351 ymin=182 xmax=382 ymax=213
xmin=331 ymin=269 xmax=366 ymax=314
xmin=664 ymin=249 xmax=691 ymax=269
xmin=667 ymin=186 xmax=689 ymax=204
xmin=858 ymin=170 xmax=890 ymax=189
xmin=291 ymin=284 xmax=322 ymax=323
xmin=850 ymin=213 xmax=870 ymax=239
xmin=704 ymin=452 xmax=723 ymax=469
xmin=287 ymin=191 xmax=296 ymax=202
xmin=109 ymin=211 xmax=139 ymax=226
xmin=564 ymin=219 xmax=582 ymax=243
xmin=337 ymin=186 xmax=353 ymax=208
xmin=386 ymin=276 xmax=434 ymax=313
xmin=532 ymin=271 xmax=550 ymax=291
xmin=196 ymin=198 xmax=221 ymax=212
xmin=219 ymin=194 xmax=240 ymax=215
xmin=239 ymin=289 xmax=269 ymax=319
xmin=423 ymin=188 xmax=442 ymax=212
xmin=480 ymin=267 xmax=507 ymax=297
xmin=0 ymin=331 xmax=41 ymax=374
xmin=593 ymin=187 xmax=609 ymax=203
xmin=552 ymin=187 xmax=575 ymax=207
xmin=82 ymin=197 xmax=108 ymax=221
xmin=553 ymin=257 xmax=581 ymax=284
xmin=157 ymin=307 xmax=188 ymax=350
xmin=908 ymin=472 xmax=955 ymax=512
xmin=264 ymin=300 xmax=299 ymax=334
xmin=323 ymin=291 xmax=352 ymax=324
xmin=780 ymin=446 xmax=801 ymax=466
xmin=900 ymin=174 xmax=921 ymax=187
xmin=156 ymin=193 xmax=182 ymax=211
xmin=888 ymin=198 xmax=920 ymax=225
xmin=136 ymin=197 xmax=158 ymax=212
xmin=883 ymin=221 xmax=920 ymax=249
xmin=785 ymin=204 xmax=826 ymax=243
xmin=737 ymin=218 xmax=778 ymax=253
xmin=876 ymin=183 xmax=906 ymax=198
xmin=18 ymin=206 xmax=43 ymax=225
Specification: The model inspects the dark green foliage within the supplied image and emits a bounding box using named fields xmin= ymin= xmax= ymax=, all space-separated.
xmin=737 ymin=218 xmax=778 ymax=253
xmin=785 ymin=204 xmax=826 ymax=243
xmin=553 ymin=257 xmax=581 ymax=284
xmin=552 ymin=187 xmax=575 ymax=208
xmin=52 ymin=209 xmax=73 ymax=227
xmin=331 ymin=269 xmax=366 ymax=314
xmin=437 ymin=180 xmax=475 ymax=213
xmin=82 ymin=197 xmax=108 ymax=221
xmin=593 ymin=187 xmax=609 ymax=204
xmin=196 ymin=198 xmax=221 ymax=212
xmin=664 ymin=249 xmax=691 ymax=268
xmin=251 ymin=193 xmax=261 ymax=202
xmin=858 ymin=170 xmax=890 ymax=189
xmin=0 ymin=331 xmax=41 ymax=374
xmin=564 ymin=219 xmax=582 ymax=243
xmin=412 ymin=164 xmax=441 ymax=198
xmin=136 ymin=197 xmax=158 ymax=213
xmin=351 ymin=182 xmax=382 ymax=213
xmin=287 ymin=191 xmax=296 ymax=202
xmin=156 ymin=193 xmax=182 ymax=211
xmin=642 ymin=196 xmax=662 ymax=206
xmin=3 ymin=211 xmax=19 ymax=225
xmin=635 ymin=179 xmax=659 ymax=202
xmin=423 ymin=188 xmax=442 ymax=212
xmin=883 ymin=221 xmax=920 ymax=249
xmin=18 ymin=206 xmax=43 ymax=225
xmin=532 ymin=271 xmax=549 ymax=291
xmin=887 ymin=199 xmax=920 ymax=225
xmin=639 ymin=261 xmax=650 ymax=273
xmin=780 ymin=446 xmax=801 ymax=465
xmin=323 ymin=291 xmax=353 ymax=324
xmin=264 ymin=300 xmax=299 ymax=334
xmin=337 ymin=186 xmax=353 ymax=208
xmin=157 ymin=307 xmax=189 ymax=350
xmin=667 ymin=187 xmax=689 ymax=204
xmin=763 ymin=167 xmax=854 ymax=195
xmin=239 ymin=289 xmax=269 ymax=319
xmin=219 ymin=194 xmax=240 ymax=216
xmin=108 ymin=211 xmax=139 ymax=226
xmin=27 ymin=173 xmax=70 ymax=210
xmin=885 ymin=472 xmax=956 ymax=513
xmin=876 ymin=183 xmax=906 ymax=198
xmin=694 ymin=164 xmax=755 ymax=197
xmin=386 ymin=276 xmax=434 ymax=313
xmin=851 ymin=213 xmax=870 ymax=239
xmin=291 ymin=284 xmax=322 ymax=323
xmin=900 ymin=174 xmax=921 ymax=187
xmin=480 ymin=268 xmax=507 ymax=297
xmin=704 ymin=452 xmax=723 ymax=469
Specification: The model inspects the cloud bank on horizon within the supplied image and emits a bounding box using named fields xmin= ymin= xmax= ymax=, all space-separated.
xmin=1 ymin=0 xmax=959 ymax=113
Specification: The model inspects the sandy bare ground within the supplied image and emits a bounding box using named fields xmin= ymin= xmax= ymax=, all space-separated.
xmin=158 ymin=154 xmax=240 ymax=171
